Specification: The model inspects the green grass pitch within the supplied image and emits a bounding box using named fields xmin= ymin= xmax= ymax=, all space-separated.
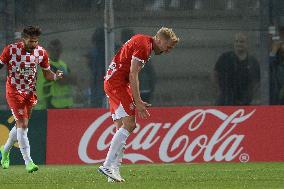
xmin=0 ymin=162 xmax=283 ymax=189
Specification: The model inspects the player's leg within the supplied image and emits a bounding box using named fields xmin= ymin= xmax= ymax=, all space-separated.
xmin=109 ymin=116 xmax=136 ymax=170
xmin=0 ymin=123 xmax=17 ymax=169
xmin=99 ymin=117 xmax=129 ymax=182
xmin=100 ymin=116 xmax=134 ymax=182
xmin=16 ymin=118 xmax=31 ymax=163
xmin=98 ymin=88 xmax=120 ymax=181
xmin=110 ymin=86 xmax=137 ymax=173
xmin=99 ymin=85 xmax=135 ymax=182
xmin=22 ymin=106 xmax=38 ymax=173
xmin=106 ymin=119 xmax=129 ymax=182
xmin=1 ymin=92 xmax=23 ymax=169
xmin=3 ymin=125 xmax=17 ymax=152
xmin=111 ymin=119 xmax=124 ymax=168
xmin=101 ymin=115 xmax=135 ymax=182
xmin=108 ymin=87 xmax=137 ymax=182
xmin=13 ymin=98 xmax=38 ymax=173
xmin=113 ymin=116 xmax=136 ymax=181
xmin=16 ymin=117 xmax=38 ymax=173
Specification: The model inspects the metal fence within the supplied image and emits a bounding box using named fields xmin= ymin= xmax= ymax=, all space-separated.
xmin=0 ymin=0 xmax=283 ymax=109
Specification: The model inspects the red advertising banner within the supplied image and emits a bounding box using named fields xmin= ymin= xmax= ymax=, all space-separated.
xmin=46 ymin=106 xmax=284 ymax=164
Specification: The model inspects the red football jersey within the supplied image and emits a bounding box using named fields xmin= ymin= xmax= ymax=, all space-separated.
xmin=105 ymin=34 xmax=153 ymax=87
xmin=0 ymin=42 xmax=50 ymax=94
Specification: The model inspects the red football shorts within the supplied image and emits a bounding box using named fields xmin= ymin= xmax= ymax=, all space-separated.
xmin=6 ymin=91 xmax=37 ymax=120
xmin=104 ymin=81 xmax=135 ymax=121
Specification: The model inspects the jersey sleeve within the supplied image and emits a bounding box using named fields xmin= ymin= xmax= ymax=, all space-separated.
xmin=39 ymin=50 xmax=50 ymax=70
xmin=0 ymin=45 xmax=11 ymax=65
xmin=132 ymin=41 xmax=151 ymax=65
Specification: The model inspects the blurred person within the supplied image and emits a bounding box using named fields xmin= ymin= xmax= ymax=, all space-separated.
xmin=36 ymin=39 xmax=74 ymax=109
xmin=87 ymin=28 xmax=106 ymax=107
xmin=213 ymin=32 xmax=260 ymax=105
xmin=98 ymin=27 xmax=179 ymax=182
xmin=77 ymin=55 xmax=94 ymax=107
xmin=120 ymin=28 xmax=157 ymax=103
xmin=277 ymin=26 xmax=284 ymax=40
xmin=0 ymin=26 xmax=63 ymax=172
xmin=269 ymin=40 xmax=284 ymax=104
xmin=139 ymin=58 xmax=156 ymax=102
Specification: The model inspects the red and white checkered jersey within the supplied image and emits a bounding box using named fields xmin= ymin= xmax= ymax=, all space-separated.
xmin=0 ymin=42 xmax=50 ymax=94
xmin=105 ymin=34 xmax=153 ymax=87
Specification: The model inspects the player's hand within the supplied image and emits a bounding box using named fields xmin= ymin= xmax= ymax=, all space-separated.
xmin=135 ymin=101 xmax=151 ymax=119
xmin=55 ymin=70 xmax=64 ymax=80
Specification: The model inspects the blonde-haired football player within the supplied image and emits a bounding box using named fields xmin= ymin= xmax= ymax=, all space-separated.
xmin=98 ymin=27 xmax=179 ymax=182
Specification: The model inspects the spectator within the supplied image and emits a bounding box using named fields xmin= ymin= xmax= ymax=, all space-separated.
xmin=213 ymin=32 xmax=260 ymax=105
xmin=269 ymin=40 xmax=284 ymax=104
xmin=86 ymin=28 xmax=106 ymax=108
xmin=36 ymin=39 xmax=74 ymax=109
xmin=139 ymin=60 xmax=156 ymax=103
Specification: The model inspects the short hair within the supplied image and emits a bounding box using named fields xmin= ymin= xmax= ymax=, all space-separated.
xmin=155 ymin=27 xmax=179 ymax=43
xmin=234 ymin=32 xmax=248 ymax=41
xmin=22 ymin=26 xmax=42 ymax=38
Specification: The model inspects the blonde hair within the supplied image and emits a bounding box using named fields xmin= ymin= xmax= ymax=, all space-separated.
xmin=155 ymin=27 xmax=179 ymax=43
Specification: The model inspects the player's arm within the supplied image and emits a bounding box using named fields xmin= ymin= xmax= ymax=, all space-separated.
xmin=0 ymin=45 xmax=11 ymax=70
xmin=40 ymin=50 xmax=63 ymax=81
xmin=42 ymin=68 xmax=63 ymax=81
xmin=129 ymin=59 xmax=150 ymax=119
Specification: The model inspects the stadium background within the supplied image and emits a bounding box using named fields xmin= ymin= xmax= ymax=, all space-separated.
xmin=1 ymin=0 xmax=284 ymax=108
xmin=0 ymin=0 xmax=283 ymax=165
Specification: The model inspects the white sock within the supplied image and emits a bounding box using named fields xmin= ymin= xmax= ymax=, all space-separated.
xmin=103 ymin=128 xmax=130 ymax=167
xmin=111 ymin=143 xmax=126 ymax=168
xmin=17 ymin=128 xmax=32 ymax=165
xmin=3 ymin=126 xmax=17 ymax=152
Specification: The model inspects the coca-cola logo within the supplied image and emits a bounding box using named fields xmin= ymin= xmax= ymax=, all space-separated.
xmin=78 ymin=109 xmax=255 ymax=164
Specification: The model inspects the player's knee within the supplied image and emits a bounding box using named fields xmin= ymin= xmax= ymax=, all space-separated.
xmin=129 ymin=124 xmax=137 ymax=133
xmin=18 ymin=125 xmax=28 ymax=129
xmin=114 ymin=120 xmax=123 ymax=129
xmin=124 ymin=122 xmax=136 ymax=133
xmin=122 ymin=115 xmax=136 ymax=133
xmin=16 ymin=121 xmax=28 ymax=129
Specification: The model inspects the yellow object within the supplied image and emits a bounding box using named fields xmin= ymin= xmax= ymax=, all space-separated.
xmin=36 ymin=60 xmax=73 ymax=109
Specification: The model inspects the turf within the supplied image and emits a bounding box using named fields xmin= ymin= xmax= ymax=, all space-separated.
xmin=0 ymin=162 xmax=283 ymax=189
